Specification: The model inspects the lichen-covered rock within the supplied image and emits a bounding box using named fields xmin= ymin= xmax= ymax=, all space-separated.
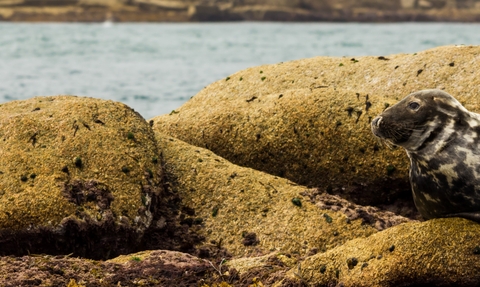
xmin=0 ymin=95 xmax=169 ymax=259
xmin=0 ymin=250 xmax=217 ymax=286
xmin=0 ymin=218 xmax=477 ymax=287
xmin=153 ymin=45 xmax=480 ymax=208
xmin=281 ymin=218 xmax=480 ymax=287
xmin=155 ymin=133 xmax=412 ymax=258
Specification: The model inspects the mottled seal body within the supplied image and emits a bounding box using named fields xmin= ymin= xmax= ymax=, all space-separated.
xmin=371 ymin=89 xmax=480 ymax=222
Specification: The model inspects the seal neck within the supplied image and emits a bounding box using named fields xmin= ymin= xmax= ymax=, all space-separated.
xmin=408 ymin=111 xmax=480 ymax=159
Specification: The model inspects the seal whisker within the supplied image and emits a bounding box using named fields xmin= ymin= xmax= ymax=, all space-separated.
xmin=376 ymin=138 xmax=396 ymax=149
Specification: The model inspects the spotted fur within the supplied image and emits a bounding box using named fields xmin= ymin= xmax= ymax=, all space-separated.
xmin=371 ymin=89 xmax=480 ymax=222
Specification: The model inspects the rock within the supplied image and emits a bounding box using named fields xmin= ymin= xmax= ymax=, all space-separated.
xmin=0 ymin=0 xmax=25 ymax=7
xmin=155 ymin=133 xmax=413 ymax=258
xmin=21 ymin=0 xmax=79 ymax=6
xmin=77 ymin=0 xmax=117 ymax=7
xmin=1 ymin=45 xmax=478 ymax=284
xmin=132 ymin=0 xmax=188 ymax=11
xmin=400 ymin=0 xmax=416 ymax=8
xmin=228 ymin=5 xmax=319 ymax=21
xmin=131 ymin=0 xmax=189 ymax=13
xmin=0 ymin=218 xmax=476 ymax=286
xmin=418 ymin=0 xmax=433 ymax=8
xmin=0 ymin=250 xmax=218 ymax=286
xmin=188 ymin=3 xmax=224 ymax=21
xmin=0 ymin=95 xmax=190 ymax=259
xmin=1 ymin=0 xmax=480 ymax=21
xmin=152 ymin=45 xmax=480 ymax=210
xmin=281 ymin=218 xmax=480 ymax=287
xmin=303 ymin=188 xmax=419 ymax=228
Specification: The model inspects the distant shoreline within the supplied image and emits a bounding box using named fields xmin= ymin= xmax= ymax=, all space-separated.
xmin=1 ymin=6 xmax=480 ymax=22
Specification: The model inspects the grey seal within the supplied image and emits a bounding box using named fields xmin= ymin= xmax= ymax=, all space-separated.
xmin=371 ymin=89 xmax=480 ymax=222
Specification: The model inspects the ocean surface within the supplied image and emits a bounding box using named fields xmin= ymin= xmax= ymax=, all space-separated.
xmin=0 ymin=22 xmax=480 ymax=119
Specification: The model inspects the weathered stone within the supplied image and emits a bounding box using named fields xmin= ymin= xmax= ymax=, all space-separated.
xmin=153 ymin=45 xmax=480 ymax=210
xmin=1 ymin=0 xmax=480 ymax=21
xmin=400 ymin=0 xmax=416 ymax=8
xmin=188 ymin=3 xmax=223 ymax=21
xmin=281 ymin=218 xmax=480 ymax=287
xmin=155 ymin=133 xmax=413 ymax=258
xmin=0 ymin=0 xmax=25 ymax=7
xmin=228 ymin=5 xmax=318 ymax=21
xmin=0 ymin=218 xmax=477 ymax=286
xmin=0 ymin=250 xmax=217 ymax=286
xmin=1 ymin=44 xmax=479 ymax=284
xmin=0 ymin=95 xmax=169 ymax=259
xmin=132 ymin=0 xmax=188 ymax=10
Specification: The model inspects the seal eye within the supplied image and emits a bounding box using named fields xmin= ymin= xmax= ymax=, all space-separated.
xmin=408 ymin=102 xmax=420 ymax=111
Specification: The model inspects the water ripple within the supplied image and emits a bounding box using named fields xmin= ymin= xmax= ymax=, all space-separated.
xmin=0 ymin=22 xmax=479 ymax=119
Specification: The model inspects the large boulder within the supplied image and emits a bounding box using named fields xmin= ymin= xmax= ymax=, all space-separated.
xmin=0 ymin=95 xmax=188 ymax=259
xmin=155 ymin=133 xmax=412 ymax=258
xmin=280 ymin=218 xmax=480 ymax=287
xmin=0 ymin=250 xmax=218 ymax=286
xmin=152 ymin=45 xmax=480 ymax=210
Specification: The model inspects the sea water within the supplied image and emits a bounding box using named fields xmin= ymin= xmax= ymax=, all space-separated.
xmin=0 ymin=22 xmax=479 ymax=119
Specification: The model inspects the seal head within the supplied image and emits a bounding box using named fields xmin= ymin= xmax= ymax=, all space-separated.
xmin=371 ymin=89 xmax=480 ymax=222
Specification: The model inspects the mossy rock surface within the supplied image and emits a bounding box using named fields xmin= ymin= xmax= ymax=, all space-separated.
xmin=153 ymin=45 xmax=480 ymax=207
xmin=0 ymin=95 xmax=166 ymax=259
xmin=283 ymin=218 xmax=480 ymax=287
xmin=0 ymin=250 xmax=217 ymax=286
xmin=156 ymin=133 xmax=411 ymax=258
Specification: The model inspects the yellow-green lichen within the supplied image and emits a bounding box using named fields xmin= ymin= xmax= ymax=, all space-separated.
xmin=285 ymin=218 xmax=480 ymax=286
xmin=0 ymin=96 xmax=163 ymax=231
xmin=153 ymin=45 xmax=480 ymax=206
xmin=155 ymin=134 xmax=378 ymax=258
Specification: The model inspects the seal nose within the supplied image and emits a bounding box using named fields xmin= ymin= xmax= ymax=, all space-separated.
xmin=372 ymin=116 xmax=382 ymax=127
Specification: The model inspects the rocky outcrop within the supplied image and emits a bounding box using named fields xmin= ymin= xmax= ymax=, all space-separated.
xmin=219 ymin=218 xmax=480 ymax=286
xmin=153 ymin=45 xmax=480 ymax=212
xmin=0 ymin=250 xmax=219 ymax=286
xmin=0 ymin=96 xmax=197 ymax=260
xmin=1 ymin=0 xmax=480 ymax=21
xmin=1 ymin=219 xmax=478 ymax=286
xmin=0 ymin=46 xmax=480 ymax=286
xmin=280 ymin=218 xmax=480 ymax=287
xmin=156 ymin=133 xmax=413 ymax=259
